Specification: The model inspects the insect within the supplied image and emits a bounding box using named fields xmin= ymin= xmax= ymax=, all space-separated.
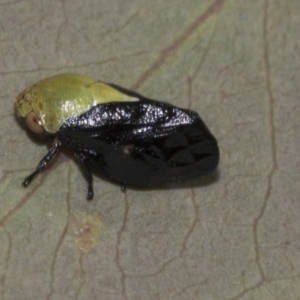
xmin=15 ymin=73 xmax=219 ymax=200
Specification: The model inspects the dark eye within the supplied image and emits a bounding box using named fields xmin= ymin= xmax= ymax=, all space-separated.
xmin=25 ymin=111 xmax=44 ymax=134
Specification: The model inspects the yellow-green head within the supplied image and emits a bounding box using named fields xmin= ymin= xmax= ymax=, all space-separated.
xmin=15 ymin=73 xmax=138 ymax=134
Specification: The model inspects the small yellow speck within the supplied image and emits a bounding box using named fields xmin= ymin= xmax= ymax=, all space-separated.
xmin=69 ymin=214 xmax=104 ymax=253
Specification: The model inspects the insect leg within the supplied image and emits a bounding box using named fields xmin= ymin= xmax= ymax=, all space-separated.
xmin=120 ymin=184 xmax=127 ymax=192
xmin=23 ymin=138 xmax=61 ymax=187
xmin=74 ymin=154 xmax=94 ymax=201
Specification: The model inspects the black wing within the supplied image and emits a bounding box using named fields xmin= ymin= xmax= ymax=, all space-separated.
xmin=57 ymin=99 xmax=219 ymax=187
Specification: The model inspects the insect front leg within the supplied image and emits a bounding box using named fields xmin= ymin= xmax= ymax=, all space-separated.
xmin=23 ymin=138 xmax=61 ymax=187
xmin=74 ymin=153 xmax=94 ymax=201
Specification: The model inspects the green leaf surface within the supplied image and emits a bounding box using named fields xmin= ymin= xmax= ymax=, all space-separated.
xmin=0 ymin=0 xmax=299 ymax=299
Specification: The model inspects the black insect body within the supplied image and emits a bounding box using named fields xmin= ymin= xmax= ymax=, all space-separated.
xmin=15 ymin=74 xmax=219 ymax=200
